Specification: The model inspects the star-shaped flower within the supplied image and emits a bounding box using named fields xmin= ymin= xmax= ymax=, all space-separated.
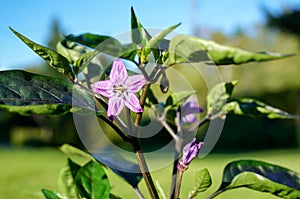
xmin=92 ymin=59 xmax=146 ymax=118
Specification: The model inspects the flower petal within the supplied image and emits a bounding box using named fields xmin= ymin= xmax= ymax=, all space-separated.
xmin=124 ymin=92 xmax=143 ymax=113
xmin=92 ymin=80 xmax=114 ymax=98
xmin=107 ymin=95 xmax=124 ymax=117
xmin=125 ymin=75 xmax=147 ymax=92
xmin=110 ymin=59 xmax=128 ymax=84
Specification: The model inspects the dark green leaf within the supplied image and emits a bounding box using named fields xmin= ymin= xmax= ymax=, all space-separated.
xmin=131 ymin=6 xmax=151 ymax=46
xmin=216 ymin=159 xmax=300 ymax=199
xmin=66 ymin=33 xmax=123 ymax=57
xmin=9 ymin=27 xmax=74 ymax=80
xmin=206 ymin=81 xmax=237 ymax=114
xmin=0 ymin=70 xmax=95 ymax=115
xmin=223 ymin=98 xmax=296 ymax=119
xmin=93 ymin=150 xmax=142 ymax=188
xmin=41 ymin=189 xmax=64 ymax=199
xmin=189 ymin=168 xmax=212 ymax=198
xmin=75 ymin=161 xmax=110 ymax=199
xmin=145 ymin=88 xmax=159 ymax=107
xmin=57 ymin=159 xmax=81 ymax=199
xmin=166 ymin=35 xmax=293 ymax=66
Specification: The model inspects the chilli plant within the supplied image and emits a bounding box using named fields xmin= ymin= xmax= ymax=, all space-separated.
xmin=1 ymin=7 xmax=300 ymax=199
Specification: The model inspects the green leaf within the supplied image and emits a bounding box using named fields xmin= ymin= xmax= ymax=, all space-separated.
xmin=215 ymin=159 xmax=300 ymax=199
xmin=9 ymin=27 xmax=74 ymax=80
xmin=109 ymin=193 xmax=122 ymax=199
xmin=75 ymin=161 xmax=110 ymax=199
xmin=57 ymin=159 xmax=81 ymax=199
xmin=41 ymin=189 xmax=64 ymax=199
xmin=206 ymin=81 xmax=238 ymax=115
xmin=0 ymin=70 xmax=95 ymax=115
xmin=56 ymin=40 xmax=90 ymax=63
xmin=189 ymin=168 xmax=212 ymax=198
xmin=223 ymin=98 xmax=296 ymax=119
xmin=142 ymin=23 xmax=181 ymax=62
xmin=59 ymin=144 xmax=95 ymax=164
xmin=66 ymin=33 xmax=123 ymax=57
xmin=94 ymin=150 xmax=143 ymax=188
xmin=131 ymin=6 xmax=151 ymax=46
xmin=166 ymin=35 xmax=293 ymax=66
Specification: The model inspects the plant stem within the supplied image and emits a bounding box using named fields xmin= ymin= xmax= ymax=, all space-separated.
xmin=206 ymin=189 xmax=225 ymax=199
xmin=174 ymin=170 xmax=184 ymax=199
xmin=170 ymin=151 xmax=179 ymax=199
xmin=130 ymin=82 xmax=159 ymax=199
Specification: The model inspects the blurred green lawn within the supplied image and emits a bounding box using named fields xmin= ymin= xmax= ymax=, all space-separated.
xmin=0 ymin=147 xmax=299 ymax=199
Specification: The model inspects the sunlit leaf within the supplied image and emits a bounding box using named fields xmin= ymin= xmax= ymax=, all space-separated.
xmin=9 ymin=27 xmax=74 ymax=80
xmin=75 ymin=161 xmax=110 ymax=199
xmin=189 ymin=168 xmax=212 ymax=199
xmin=41 ymin=189 xmax=65 ymax=199
xmin=131 ymin=6 xmax=151 ymax=46
xmin=223 ymin=98 xmax=296 ymax=119
xmin=66 ymin=33 xmax=122 ymax=57
xmin=166 ymin=35 xmax=293 ymax=66
xmin=214 ymin=159 xmax=300 ymax=199
xmin=57 ymin=159 xmax=81 ymax=199
xmin=59 ymin=144 xmax=95 ymax=165
xmin=206 ymin=81 xmax=238 ymax=114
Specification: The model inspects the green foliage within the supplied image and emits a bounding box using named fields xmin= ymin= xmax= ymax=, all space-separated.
xmin=206 ymin=81 xmax=237 ymax=115
xmin=75 ymin=161 xmax=110 ymax=199
xmin=223 ymin=98 xmax=296 ymax=119
xmin=42 ymin=189 xmax=64 ymax=199
xmin=189 ymin=168 xmax=212 ymax=199
xmin=130 ymin=6 xmax=151 ymax=46
xmin=166 ymin=35 xmax=293 ymax=66
xmin=0 ymin=70 xmax=95 ymax=115
xmin=215 ymin=160 xmax=300 ymax=199
xmin=9 ymin=27 xmax=74 ymax=80
xmin=57 ymin=159 xmax=81 ymax=199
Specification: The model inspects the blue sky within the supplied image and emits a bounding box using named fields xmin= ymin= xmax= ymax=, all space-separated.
xmin=0 ymin=0 xmax=299 ymax=69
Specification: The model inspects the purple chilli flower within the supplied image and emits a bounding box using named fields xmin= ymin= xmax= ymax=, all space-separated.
xmin=181 ymin=98 xmax=203 ymax=124
xmin=92 ymin=59 xmax=147 ymax=118
xmin=178 ymin=138 xmax=203 ymax=171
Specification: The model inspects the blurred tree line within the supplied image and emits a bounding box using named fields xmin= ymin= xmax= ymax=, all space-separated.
xmin=1 ymin=7 xmax=300 ymax=151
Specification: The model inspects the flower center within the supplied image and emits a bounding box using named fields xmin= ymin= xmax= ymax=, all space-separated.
xmin=113 ymin=84 xmax=127 ymax=97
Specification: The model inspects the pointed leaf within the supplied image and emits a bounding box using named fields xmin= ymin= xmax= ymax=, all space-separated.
xmin=0 ymin=70 xmax=95 ymax=115
xmin=166 ymin=35 xmax=293 ymax=66
xmin=223 ymin=98 xmax=296 ymax=119
xmin=75 ymin=161 xmax=110 ymax=199
xmin=41 ymin=189 xmax=65 ymax=199
xmin=216 ymin=159 xmax=300 ymax=199
xmin=189 ymin=168 xmax=212 ymax=198
xmin=9 ymin=27 xmax=74 ymax=80
xmin=66 ymin=33 xmax=122 ymax=57
xmin=225 ymin=172 xmax=300 ymax=199
xmin=57 ymin=159 xmax=81 ymax=199
xmin=143 ymin=23 xmax=181 ymax=59
xmin=206 ymin=81 xmax=238 ymax=114
xmin=131 ymin=6 xmax=151 ymax=46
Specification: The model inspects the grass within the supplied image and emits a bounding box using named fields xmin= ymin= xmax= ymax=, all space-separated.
xmin=0 ymin=147 xmax=299 ymax=199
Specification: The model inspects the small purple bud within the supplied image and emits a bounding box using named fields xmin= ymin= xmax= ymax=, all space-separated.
xmin=178 ymin=138 xmax=203 ymax=170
